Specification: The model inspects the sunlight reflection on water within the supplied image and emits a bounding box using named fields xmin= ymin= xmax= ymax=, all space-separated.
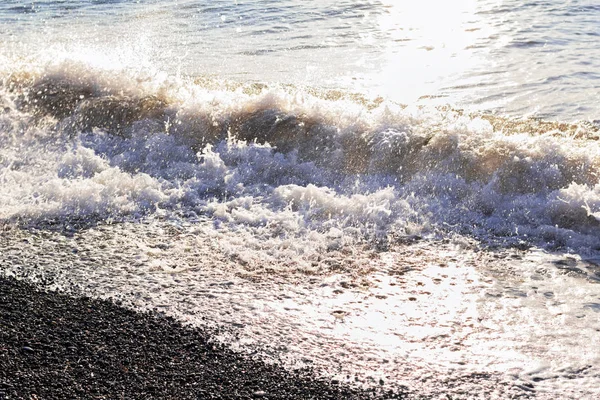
xmin=2 ymin=0 xmax=599 ymax=120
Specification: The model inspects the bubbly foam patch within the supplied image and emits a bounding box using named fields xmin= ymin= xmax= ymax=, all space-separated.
xmin=1 ymin=58 xmax=600 ymax=257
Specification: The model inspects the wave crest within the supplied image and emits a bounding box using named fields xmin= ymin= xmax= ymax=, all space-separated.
xmin=2 ymin=60 xmax=600 ymax=254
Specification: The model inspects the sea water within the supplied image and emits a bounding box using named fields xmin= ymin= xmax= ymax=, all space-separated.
xmin=2 ymin=1 xmax=600 ymax=398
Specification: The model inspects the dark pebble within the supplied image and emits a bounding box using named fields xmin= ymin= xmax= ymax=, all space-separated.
xmin=0 ymin=277 xmax=409 ymax=399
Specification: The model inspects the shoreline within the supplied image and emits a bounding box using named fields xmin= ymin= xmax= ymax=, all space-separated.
xmin=0 ymin=276 xmax=406 ymax=399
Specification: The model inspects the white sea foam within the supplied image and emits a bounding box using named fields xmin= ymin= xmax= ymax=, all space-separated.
xmin=1 ymin=58 xmax=600 ymax=258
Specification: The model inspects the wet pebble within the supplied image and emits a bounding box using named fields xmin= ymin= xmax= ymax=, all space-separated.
xmin=0 ymin=276 xmax=392 ymax=400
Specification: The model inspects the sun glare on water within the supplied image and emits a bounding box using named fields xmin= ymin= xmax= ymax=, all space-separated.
xmin=372 ymin=0 xmax=494 ymax=104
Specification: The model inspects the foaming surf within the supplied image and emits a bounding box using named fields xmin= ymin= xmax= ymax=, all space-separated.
xmin=2 ymin=57 xmax=600 ymax=256
xmin=3 ymin=55 xmax=600 ymax=398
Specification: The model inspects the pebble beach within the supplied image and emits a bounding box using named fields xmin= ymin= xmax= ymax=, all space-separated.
xmin=0 ymin=276 xmax=406 ymax=399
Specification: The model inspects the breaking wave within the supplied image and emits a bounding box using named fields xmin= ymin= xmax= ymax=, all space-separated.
xmin=2 ymin=58 xmax=600 ymax=256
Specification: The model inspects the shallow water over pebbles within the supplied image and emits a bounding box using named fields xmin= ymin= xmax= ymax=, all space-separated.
xmin=3 ymin=218 xmax=600 ymax=399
